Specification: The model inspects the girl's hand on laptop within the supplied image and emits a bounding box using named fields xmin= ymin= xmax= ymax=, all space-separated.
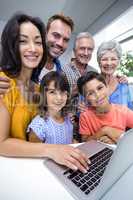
xmin=48 ymin=145 xmax=90 ymax=173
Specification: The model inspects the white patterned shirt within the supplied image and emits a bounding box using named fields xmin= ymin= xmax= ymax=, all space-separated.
xmin=27 ymin=115 xmax=73 ymax=144
xmin=39 ymin=64 xmax=56 ymax=82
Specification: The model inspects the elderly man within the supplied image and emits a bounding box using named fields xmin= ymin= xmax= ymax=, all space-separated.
xmin=62 ymin=32 xmax=97 ymax=114
xmin=62 ymin=32 xmax=97 ymax=96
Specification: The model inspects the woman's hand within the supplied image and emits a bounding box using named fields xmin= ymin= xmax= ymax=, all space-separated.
xmin=117 ymin=75 xmax=128 ymax=83
xmin=47 ymin=144 xmax=90 ymax=173
xmin=0 ymin=76 xmax=10 ymax=95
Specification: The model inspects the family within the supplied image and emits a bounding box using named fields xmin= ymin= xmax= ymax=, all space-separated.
xmin=0 ymin=12 xmax=133 ymax=173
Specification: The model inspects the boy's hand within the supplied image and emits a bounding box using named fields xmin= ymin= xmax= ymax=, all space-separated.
xmin=99 ymin=126 xmax=123 ymax=144
xmin=99 ymin=135 xmax=114 ymax=144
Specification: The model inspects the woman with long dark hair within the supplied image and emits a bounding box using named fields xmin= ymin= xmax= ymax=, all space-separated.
xmin=0 ymin=12 xmax=88 ymax=173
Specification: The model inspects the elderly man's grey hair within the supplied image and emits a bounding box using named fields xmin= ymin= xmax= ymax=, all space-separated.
xmin=97 ymin=40 xmax=122 ymax=63
xmin=73 ymin=32 xmax=94 ymax=50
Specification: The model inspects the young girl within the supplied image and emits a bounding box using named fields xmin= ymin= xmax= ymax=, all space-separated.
xmin=78 ymin=71 xmax=133 ymax=144
xmin=27 ymin=71 xmax=73 ymax=144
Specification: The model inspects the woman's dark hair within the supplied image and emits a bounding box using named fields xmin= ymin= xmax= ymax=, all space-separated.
xmin=39 ymin=71 xmax=70 ymax=118
xmin=77 ymin=71 xmax=107 ymax=96
xmin=0 ymin=12 xmax=47 ymax=82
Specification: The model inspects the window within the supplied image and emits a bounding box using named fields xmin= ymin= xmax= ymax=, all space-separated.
xmin=89 ymin=6 xmax=133 ymax=74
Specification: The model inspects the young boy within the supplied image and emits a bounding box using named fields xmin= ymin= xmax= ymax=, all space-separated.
xmin=78 ymin=71 xmax=133 ymax=144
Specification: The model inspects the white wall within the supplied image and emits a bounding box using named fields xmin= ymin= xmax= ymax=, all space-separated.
xmin=60 ymin=0 xmax=133 ymax=66
xmin=0 ymin=20 xmax=6 ymax=37
xmin=89 ymin=6 xmax=133 ymax=70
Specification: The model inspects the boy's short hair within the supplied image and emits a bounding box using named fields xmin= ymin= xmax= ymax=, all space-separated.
xmin=77 ymin=71 xmax=106 ymax=96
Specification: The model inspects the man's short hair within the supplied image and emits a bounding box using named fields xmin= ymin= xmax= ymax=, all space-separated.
xmin=73 ymin=32 xmax=94 ymax=50
xmin=47 ymin=13 xmax=74 ymax=32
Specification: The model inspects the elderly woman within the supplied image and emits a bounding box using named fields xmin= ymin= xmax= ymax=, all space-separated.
xmin=97 ymin=40 xmax=133 ymax=110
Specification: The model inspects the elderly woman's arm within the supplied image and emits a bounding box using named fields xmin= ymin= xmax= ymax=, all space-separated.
xmin=116 ymin=74 xmax=128 ymax=83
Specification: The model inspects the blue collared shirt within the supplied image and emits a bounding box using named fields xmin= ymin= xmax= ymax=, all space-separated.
xmin=109 ymin=83 xmax=133 ymax=110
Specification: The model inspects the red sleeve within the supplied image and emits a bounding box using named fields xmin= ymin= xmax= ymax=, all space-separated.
xmin=79 ymin=112 xmax=91 ymax=135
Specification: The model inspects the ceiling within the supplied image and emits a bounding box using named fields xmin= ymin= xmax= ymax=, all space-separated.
xmin=0 ymin=0 xmax=132 ymax=35
xmin=0 ymin=0 xmax=132 ymax=63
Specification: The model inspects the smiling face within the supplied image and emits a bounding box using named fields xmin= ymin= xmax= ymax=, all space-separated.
xmin=19 ymin=22 xmax=43 ymax=70
xmin=84 ymin=78 xmax=109 ymax=110
xmin=99 ymin=50 xmax=119 ymax=76
xmin=74 ymin=37 xmax=94 ymax=65
xmin=46 ymin=19 xmax=71 ymax=58
xmin=46 ymin=81 xmax=68 ymax=113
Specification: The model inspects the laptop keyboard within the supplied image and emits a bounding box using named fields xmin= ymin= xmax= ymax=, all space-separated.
xmin=63 ymin=147 xmax=113 ymax=195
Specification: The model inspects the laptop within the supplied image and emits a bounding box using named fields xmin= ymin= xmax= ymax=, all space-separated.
xmin=44 ymin=128 xmax=133 ymax=200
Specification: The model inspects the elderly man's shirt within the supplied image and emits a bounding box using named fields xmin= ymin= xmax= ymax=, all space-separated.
xmin=62 ymin=62 xmax=97 ymax=89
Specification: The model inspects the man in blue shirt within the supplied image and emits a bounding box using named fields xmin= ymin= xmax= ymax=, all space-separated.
xmin=38 ymin=14 xmax=74 ymax=81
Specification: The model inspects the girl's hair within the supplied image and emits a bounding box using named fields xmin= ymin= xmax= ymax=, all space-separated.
xmin=77 ymin=71 xmax=107 ymax=96
xmin=0 ymin=12 xmax=47 ymax=82
xmin=39 ymin=71 xmax=70 ymax=118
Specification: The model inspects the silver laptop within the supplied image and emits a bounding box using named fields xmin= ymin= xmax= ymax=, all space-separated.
xmin=44 ymin=128 xmax=133 ymax=200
